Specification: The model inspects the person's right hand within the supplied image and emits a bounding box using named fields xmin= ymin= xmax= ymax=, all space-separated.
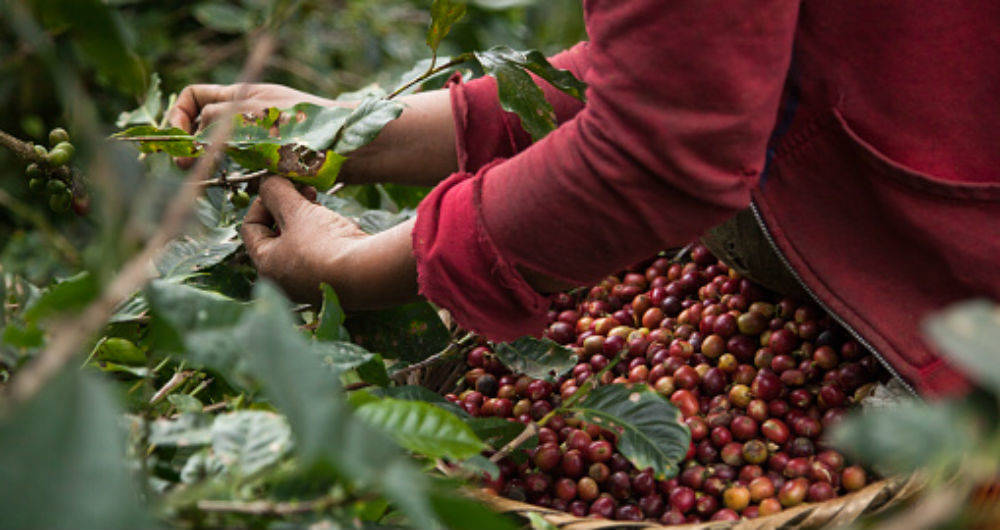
xmin=167 ymin=83 xmax=336 ymax=134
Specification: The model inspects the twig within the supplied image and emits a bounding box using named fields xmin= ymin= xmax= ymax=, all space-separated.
xmin=0 ymin=128 xmax=44 ymax=163
xmin=390 ymin=331 xmax=476 ymax=383
xmin=671 ymin=243 xmax=692 ymax=263
xmin=1 ymin=33 xmax=278 ymax=411
xmin=201 ymin=402 xmax=229 ymax=413
xmin=196 ymin=497 xmax=335 ymax=516
xmin=196 ymin=169 xmax=269 ymax=188
xmin=386 ymin=56 xmax=469 ymax=100
xmin=490 ymin=420 xmax=542 ymax=464
xmin=149 ymin=370 xmax=193 ymax=404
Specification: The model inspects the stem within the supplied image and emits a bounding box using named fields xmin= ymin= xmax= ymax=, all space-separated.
xmin=0 ymin=128 xmax=44 ymax=163
xmin=390 ymin=331 xmax=476 ymax=383
xmin=114 ymin=135 xmax=198 ymax=142
xmin=196 ymin=169 xmax=269 ymax=188
xmin=150 ymin=370 xmax=192 ymax=404
xmin=386 ymin=55 xmax=470 ymax=100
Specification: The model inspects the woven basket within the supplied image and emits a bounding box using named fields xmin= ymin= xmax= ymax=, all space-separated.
xmin=410 ymin=353 xmax=924 ymax=530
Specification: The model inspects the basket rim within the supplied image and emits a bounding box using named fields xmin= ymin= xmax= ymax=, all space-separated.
xmin=470 ymin=474 xmax=923 ymax=529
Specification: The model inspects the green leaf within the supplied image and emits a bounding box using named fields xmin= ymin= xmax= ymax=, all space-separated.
xmin=355 ymin=397 xmax=484 ymax=460
xmin=109 ymin=294 xmax=148 ymax=324
xmin=0 ymin=369 xmax=149 ymax=529
xmin=23 ymin=271 xmax=100 ymax=323
xmin=374 ymin=385 xmax=467 ymax=418
xmin=168 ymin=393 xmax=204 ymax=414
xmin=333 ymin=97 xmax=404 ymax=154
xmin=466 ymin=417 xmax=535 ymax=450
xmin=193 ymin=2 xmax=255 ymax=34
xmin=94 ymin=337 xmax=146 ymax=365
xmin=519 ymin=49 xmax=587 ymax=101
xmin=116 ymin=73 xmax=163 ymax=128
xmin=114 ymin=125 xmax=201 ymax=157
xmin=357 ymin=354 xmax=391 ymax=387
xmin=829 ymin=400 xmax=977 ymax=475
xmin=33 ymin=0 xmax=146 ymax=95
xmin=459 ymin=453 xmax=500 ymax=480
xmin=426 ymin=0 xmax=467 ymax=53
xmin=315 ymin=284 xmax=349 ymax=342
xmin=924 ymin=299 xmax=1000 ymax=394
xmin=157 ymin=226 xmax=240 ymax=280
xmin=494 ymin=337 xmax=577 ymax=382
xmin=474 ymin=46 xmax=558 ymax=141
xmin=2 ymin=323 xmax=44 ymax=349
xmin=149 ymin=413 xmax=213 ymax=448
xmin=570 ymin=384 xmax=689 ymax=479
xmin=313 ymin=340 xmax=377 ymax=372
xmin=526 ymin=512 xmax=558 ymax=530
xmin=211 ymin=411 xmax=294 ymax=475
xmin=428 ymin=489 xmax=518 ymax=530
xmin=346 ymin=302 xmax=450 ymax=362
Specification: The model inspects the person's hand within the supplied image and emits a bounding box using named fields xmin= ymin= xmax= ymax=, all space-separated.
xmin=167 ymin=83 xmax=336 ymax=134
xmin=241 ymin=176 xmax=419 ymax=309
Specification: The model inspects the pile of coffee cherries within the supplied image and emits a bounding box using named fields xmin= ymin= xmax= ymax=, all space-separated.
xmin=446 ymin=244 xmax=885 ymax=524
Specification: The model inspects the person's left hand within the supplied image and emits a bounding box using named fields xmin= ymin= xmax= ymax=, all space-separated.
xmin=240 ymin=176 xmax=419 ymax=308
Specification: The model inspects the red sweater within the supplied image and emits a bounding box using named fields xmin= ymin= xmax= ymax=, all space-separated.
xmin=412 ymin=0 xmax=1000 ymax=397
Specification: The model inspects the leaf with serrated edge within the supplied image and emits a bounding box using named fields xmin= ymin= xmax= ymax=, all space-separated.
xmin=570 ymin=384 xmax=689 ymax=479
xmin=493 ymin=336 xmax=577 ymax=382
xmin=355 ymin=397 xmax=484 ymax=460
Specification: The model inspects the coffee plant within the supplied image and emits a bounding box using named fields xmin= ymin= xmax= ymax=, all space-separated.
xmin=1 ymin=1 xmax=996 ymax=530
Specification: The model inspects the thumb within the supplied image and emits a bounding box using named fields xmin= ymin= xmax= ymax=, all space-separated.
xmin=257 ymin=176 xmax=310 ymax=228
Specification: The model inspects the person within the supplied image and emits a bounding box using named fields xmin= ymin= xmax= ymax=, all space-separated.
xmin=168 ymin=1 xmax=1000 ymax=397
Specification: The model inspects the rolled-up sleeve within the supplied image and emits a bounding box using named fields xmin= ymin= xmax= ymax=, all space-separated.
xmin=416 ymin=0 xmax=800 ymax=341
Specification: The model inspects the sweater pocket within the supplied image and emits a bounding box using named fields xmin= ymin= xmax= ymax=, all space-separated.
xmin=753 ymin=108 xmax=999 ymax=395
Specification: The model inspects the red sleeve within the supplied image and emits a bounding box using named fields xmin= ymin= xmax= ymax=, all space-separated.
xmin=450 ymin=42 xmax=591 ymax=172
xmin=415 ymin=0 xmax=800 ymax=341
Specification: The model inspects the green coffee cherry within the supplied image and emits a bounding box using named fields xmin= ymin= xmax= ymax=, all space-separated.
xmin=25 ymin=163 xmax=42 ymax=180
xmin=46 ymin=179 xmax=67 ymax=194
xmin=33 ymin=144 xmax=48 ymax=160
xmin=47 ymin=142 xmax=74 ymax=166
xmin=49 ymin=127 xmax=70 ymax=146
xmin=28 ymin=178 xmax=46 ymax=194
xmin=230 ymin=189 xmax=251 ymax=208
xmin=49 ymin=192 xmax=71 ymax=213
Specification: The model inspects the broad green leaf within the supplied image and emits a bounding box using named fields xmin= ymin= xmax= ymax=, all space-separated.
xmin=116 ymin=73 xmax=163 ymax=127
xmin=474 ymin=46 xmax=558 ymax=141
xmin=355 ymin=397 xmax=484 ymax=460
xmin=924 ymin=299 xmax=1000 ymax=394
xmin=211 ymin=411 xmax=293 ymax=475
xmin=148 ymin=413 xmax=213 ymax=447
xmin=168 ymin=393 xmax=204 ymax=414
xmin=429 ymin=489 xmax=519 ymax=530
xmin=94 ymin=337 xmax=146 ymax=365
xmin=315 ymin=284 xmax=349 ymax=342
xmin=357 ymin=354 xmax=391 ymax=387
xmin=520 ymin=49 xmax=587 ymax=101
xmin=179 ymin=449 xmax=226 ymax=484
xmin=426 ymin=0 xmax=467 ymax=53
xmin=494 ymin=337 xmax=576 ymax=382
xmin=193 ymin=2 xmax=255 ymax=34
xmin=374 ymin=385 xmax=467 ymax=418
xmin=571 ymin=384 xmax=689 ymax=479
xmin=313 ymin=340 xmax=377 ymax=372
xmin=32 ymin=0 xmax=146 ymax=95
xmin=333 ymin=97 xmax=404 ymax=154
xmin=23 ymin=271 xmax=99 ymax=323
xmin=114 ymin=125 xmax=201 ymax=157
xmin=466 ymin=417 xmax=536 ymax=450
xmin=225 ymin=103 xmax=352 ymax=151
xmin=346 ymin=302 xmax=450 ymax=362
xmin=357 ymin=208 xmax=415 ymax=234
xmin=157 ymin=226 xmax=240 ymax=279
xmin=109 ymin=294 xmax=148 ymax=323
xmin=2 ymin=323 xmax=44 ymax=348
xmin=829 ymin=400 xmax=977 ymax=474
xmin=238 ymin=283 xmax=440 ymax=528
xmin=0 ymin=369 xmax=149 ymax=529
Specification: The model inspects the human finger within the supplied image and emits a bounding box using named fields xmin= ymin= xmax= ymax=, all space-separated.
xmin=257 ymin=176 xmax=310 ymax=228
xmin=167 ymin=84 xmax=228 ymax=133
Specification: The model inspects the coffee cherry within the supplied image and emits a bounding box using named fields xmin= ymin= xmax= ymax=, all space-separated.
xmin=28 ymin=178 xmax=46 ymax=194
xmin=231 ymin=189 xmax=251 ymax=208
xmin=752 ymin=370 xmax=783 ymax=400
xmin=554 ymin=477 xmax=577 ymax=501
xmin=808 ymin=481 xmax=837 ymax=502
xmin=779 ymin=478 xmax=809 ymax=507
xmin=783 ymin=457 xmax=810 ymax=478
xmin=842 ymin=466 xmax=867 ymax=491
xmin=49 ymin=127 xmax=70 ymax=145
xmin=34 ymin=144 xmax=48 ymax=159
xmin=749 ymin=476 xmax=775 ymax=502
xmin=694 ymin=493 xmax=718 ymax=517
xmin=577 ymin=476 xmax=600 ymax=501
xmin=561 ymin=450 xmax=585 ymax=478
xmin=817 ymin=450 xmax=845 ymax=472
xmin=586 ymin=440 xmax=613 ymax=463
xmin=722 ymin=485 xmax=750 ymax=511
xmin=659 ymin=508 xmax=687 ymax=524
xmin=761 ymin=418 xmax=790 ymax=444
xmin=534 ymin=444 xmax=561 ymax=472
xmin=588 ymin=495 xmax=616 ymax=518
xmin=631 ymin=470 xmax=656 ymax=496
xmin=759 ymin=497 xmax=783 ymax=516
xmin=49 ymin=192 xmax=71 ymax=212
xmin=731 ymin=416 xmax=758 ymax=441
xmin=588 ymin=462 xmax=610 ymax=483
xmin=47 ymin=142 xmax=74 ymax=166
xmin=742 ymin=439 xmax=768 ymax=465
xmin=609 ymin=471 xmax=631 ymax=500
